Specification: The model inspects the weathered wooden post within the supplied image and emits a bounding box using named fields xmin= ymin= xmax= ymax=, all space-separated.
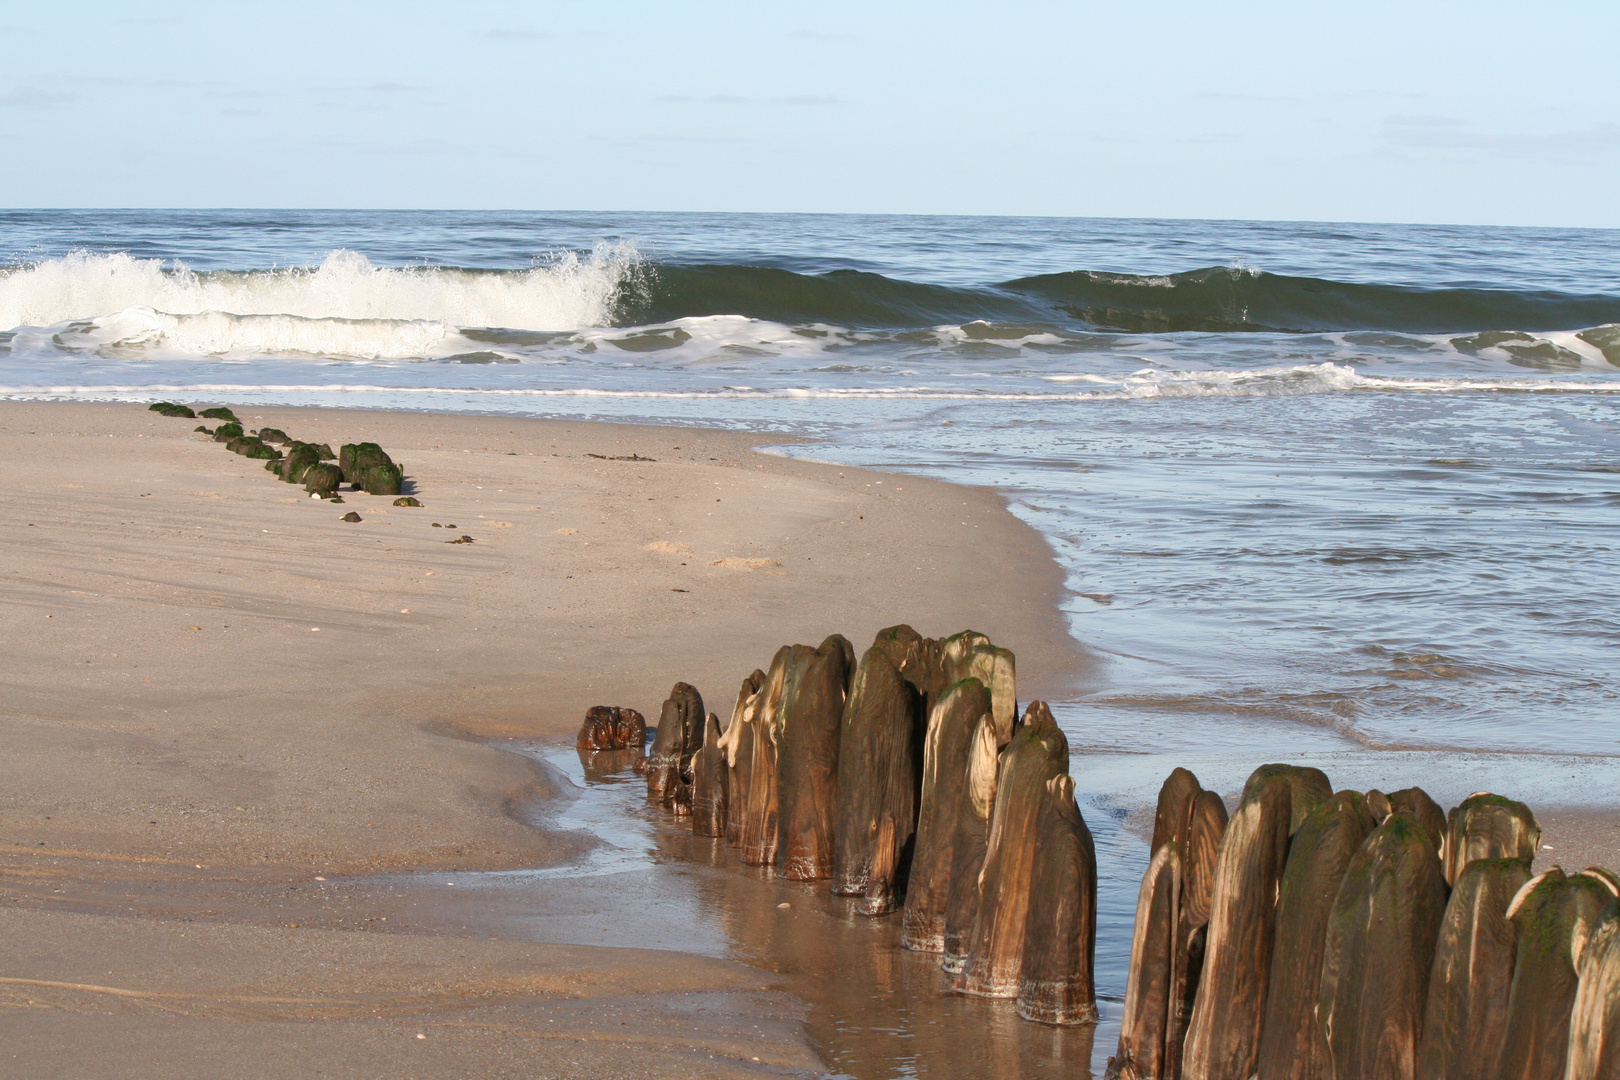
xmin=1317 ymin=810 xmax=1449 ymax=1080
xmin=902 ymin=677 xmax=994 ymax=951
xmin=833 ymin=645 xmax=922 ymax=914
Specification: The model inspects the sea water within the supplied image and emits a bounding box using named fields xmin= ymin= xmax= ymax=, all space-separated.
xmin=5 ymin=210 xmax=1618 ymax=1072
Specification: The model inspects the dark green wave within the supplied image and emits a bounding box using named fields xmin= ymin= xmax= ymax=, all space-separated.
xmin=620 ymin=263 xmax=1620 ymax=335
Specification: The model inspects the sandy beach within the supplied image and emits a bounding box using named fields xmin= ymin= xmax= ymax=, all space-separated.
xmin=0 ymin=400 xmax=1082 ymax=1078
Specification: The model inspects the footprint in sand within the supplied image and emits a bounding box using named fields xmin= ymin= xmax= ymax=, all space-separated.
xmin=644 ymin=541 xmax=692 ymax=555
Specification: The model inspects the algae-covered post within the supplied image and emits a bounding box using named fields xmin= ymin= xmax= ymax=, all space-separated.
xmin=1494 ymin=868 xmax=1620 ymax=1079
xmin=1254 ymin=789 xmax=1376 ymax=1080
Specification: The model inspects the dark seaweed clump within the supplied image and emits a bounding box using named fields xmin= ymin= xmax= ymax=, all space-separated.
xmin=149 ymin=402 xmax=197 ymax=418
xmin=198 ymin=407 xmax=238 ymax=422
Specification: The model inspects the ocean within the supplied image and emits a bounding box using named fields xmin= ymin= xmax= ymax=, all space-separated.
xmin=5 ymin=209 xmax=1618 ymax=1072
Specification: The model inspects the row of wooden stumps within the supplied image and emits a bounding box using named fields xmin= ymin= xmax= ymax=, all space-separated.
xmin=585 ymin=625 xmax=1102 ymax=1026
xmin=1107 ymin=765 xmax=1620 ymax=1080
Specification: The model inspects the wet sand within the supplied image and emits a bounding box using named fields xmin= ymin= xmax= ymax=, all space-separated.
xmin=0 ymin=400 xmax=1079 ymax=1078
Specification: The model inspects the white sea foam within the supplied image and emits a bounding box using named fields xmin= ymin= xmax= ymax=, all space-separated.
xmin=0 ymin=244 xmax=641 ymax=334
xmin=7 ymin=364 xmax=1620 ymax=403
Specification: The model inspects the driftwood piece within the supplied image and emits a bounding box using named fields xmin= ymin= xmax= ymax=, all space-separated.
xmin=1317 ymin=811 xmax=1449 ymax=1080
xmin=833 ymin=645 xmax=922 ymax=914
xmin=575 ymin=705 xmax=646 ymax=752
xmin=718 ymin=670 xmax=765 ymax=847
xmin=738 ymin=651 xmax=789 ymax=866
xmin=1181 ymin=764 xmax=1299 ymax=1080
xmin=942 ymin=712 xmax=1004 ymax=974
xmin=956 ymin=701 xmax=1069 ymax=998
xmin=1494 ymin=868 xmax=1620 ymax=1080
xmin=645 ymin=682 xmax=704 ymax=813
xmin=775 ymin=636 xmax=851 ymax=880
xmin=691 ymin=712 xmax=729 ymax=838
xmin=1415 ymin=857 xmax=1530 ymax=1080
xmin=1443 ymin=793 xmax=1539 ymax=887
xmin=902 ymin=676 xmax=994 ymax=951
xmin=1255 ymin=790 xmax=1377 ymax=1080
xmin=1017 ymin=773 xmax=1098 ymax=1024
xmin=1568 ymin=903 xmax=1620 ymax=1080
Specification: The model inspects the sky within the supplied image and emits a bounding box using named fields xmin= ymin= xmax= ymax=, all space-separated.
xmin=1 ymin=1 xmax=1617 ymax=227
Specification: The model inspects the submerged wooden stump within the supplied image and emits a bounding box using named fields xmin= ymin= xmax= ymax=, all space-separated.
xmin=1017 ymin=772 xmax=1098 ymax=1025
xmin=956 ymin=701 xmax=1069 ymax=998
xmin=1255 ymin=790 xmax=1377 ymax=1080
xmin=1317 ymin=810 xmax=1449 ymax=1080
xmin=691 ymin=712 xmax=729 ymax=838
xmin=1181 ymin=764 xmax=1305 ymax=1080
xmin=1568 ymin=905 xmax=1620 ymax=1080
xmin=1495 ymin=867 xmax=1620 ymax=1080
xmin=942 ymin=712 xmax=1005 ymax=974
xmin=1416 ymin=857 xmax=1530 ymax=1080
xmin=775 ymin=636 xmax=851 ymax=880
xmin=1443 ymin=793 xmax=1539 ymax=887
xmin=832 ymin=645 xmax=922 ymax=914
xmin=646 ymin=682 xmax=704 ymax=814
xmin=903 ymin=676 xmax=995 ymax=951
xmin=575 ymin=705 xmax=646 ymax=752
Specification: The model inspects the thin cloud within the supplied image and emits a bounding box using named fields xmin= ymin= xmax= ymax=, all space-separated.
xmin=657 ymin=94 xmax=838 ymax=107
xmin=1384 ymin=114 xmax=1468 ymax=127
xmin=483 ymin=28 xmax=545 ymax=40
xmin=1381 ymin=119 xmax=1620 ymax=154
xmin=0 ymin=87 xmax=77 ymax=109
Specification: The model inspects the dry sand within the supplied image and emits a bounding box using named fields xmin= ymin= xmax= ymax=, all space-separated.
xmin=0 ymin=400 xmax=1082 ymax=1078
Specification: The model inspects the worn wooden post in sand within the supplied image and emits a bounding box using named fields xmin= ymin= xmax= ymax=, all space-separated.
xmin=1017 ymin=771 xmax=1098 ymax=1025
xmin=833 ymin=644 xmax=922 ymax=914
xmin=646 ymin=682 xmax=704 ymax=815
xmin=718 ymin=670 xmax=765 ymax=847
xmin=1181 ymin=764 xmax=1328 ymax=1080
xmin=942 ymin=711 xmax=1006 ymax=974
xmin=738 ymin=651 xmax=789 ymax=867
xmin=956 ymin=701 xmax=1070 ymax=998
xmin=1567 ymin=904 xmax=1620 ymax=1080
xmin=575 ymin=705 xmax=646 ymax=752
xmin=1254 ymin=789 xmax=1378 ymax=1080
xmin=902 ymin=676 xmax=994 ymax=951
xmin=1108 ymin=767 xmax=1204 ymax=1080
xmin=1164 ymin=789 xmax=1229 ymax=1080
xmin=1317 ymin=809 xmax=1449 ymax=1080
xmin=1416 ymin=857 xmax=1530 ymax=1080
xmin=774 ymin=635 xmax=852 ymax=880
xmin=1443 ymin=793 xmax=1539 ymax=887
xmin=1494 ymin=867 xmax=1620 ymax=1080
xmin=690 ymin=712 xmax=729 ymax=838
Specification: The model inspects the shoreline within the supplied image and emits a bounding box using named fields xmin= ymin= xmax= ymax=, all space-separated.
xmin=0 ymin=399 xmax=1084 ymax=1078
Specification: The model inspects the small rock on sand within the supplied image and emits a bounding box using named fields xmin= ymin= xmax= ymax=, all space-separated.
xmin=341 ymin=512 xmax=362 ymax=522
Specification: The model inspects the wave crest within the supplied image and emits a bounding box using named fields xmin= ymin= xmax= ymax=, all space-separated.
xmin=0 ymin=244 xmax=643 ymax=333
